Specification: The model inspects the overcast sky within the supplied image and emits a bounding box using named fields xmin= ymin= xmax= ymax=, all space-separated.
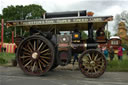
xmin=0 ymin=0 xmax=128 ymax=35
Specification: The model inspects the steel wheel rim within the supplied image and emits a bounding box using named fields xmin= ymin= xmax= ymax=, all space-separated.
xmin=79 ymin=49 xmax=106 ymax=78
xmin=17 ymin=36 xmax=54 ymax=76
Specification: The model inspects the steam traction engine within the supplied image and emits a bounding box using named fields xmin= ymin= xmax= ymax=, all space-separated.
xmin=6 ymin=10 xmax=113 ymax=78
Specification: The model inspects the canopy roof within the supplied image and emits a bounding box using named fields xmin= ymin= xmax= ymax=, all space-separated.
xmin=6 ymin=16 xmax=113 ymax=31
xmin=110 ymin=36 xmax=120 ymax=39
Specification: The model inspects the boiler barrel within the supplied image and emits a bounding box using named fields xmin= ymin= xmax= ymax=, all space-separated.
xmin=45 ymin=10 xmax=86 ymax=18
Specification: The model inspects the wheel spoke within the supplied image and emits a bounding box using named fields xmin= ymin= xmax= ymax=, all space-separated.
xmin=95 ymin=61 xmax=102 ymax=65
xmin=42 ymin=52 xmax=51 ymax=56
xmin=37 ymin=42 xmax=43 ymax=51
xmin=94 ymin=54 xmax=98 ymax=61
xmin=23 ymin=57 xmax=31 ymax=63
xmin=27 ymin=43 xmax=33 ymax=52
xmin=24 ymin=60 xmax=32 ymax=67
xmin=41 ymin=44 xmax=46 ymax=51
xmin=23 ymin=52 xmax=31 ymax=56
xmin=40 ymin=57 xmax=49 ymax=65
xmin=32 ymin=61 xmax=36 ymax=72
xmin=28 ymin=41 xmax=34 ymax=51
xmin=40 ymin=56 xmax=50 ymax=59
xmin=38 ymin=60 xmax=43 ymax=72
xmin=40 ymin=49 xmax=49 ymax=54
xmin=34 ymin=40 xmax=36 ymax=51
xmin=37 ymin=40 xmax=39 ymax=50
xmin=92 ymin=52 xmax=95 ymax=60
xmin=96 ymin=57 xmax=102 ymax=61
xmin=39 ymin=59 xmax=46 ymax=67
xmin=20 ymin=56 xmax=30 ymax=59
xmin=96 ymin=65 xmax=102 ymax=68
xmin=30 ymin=60 xmax=33 ymax=67
xmin=87 ymin=54 xmax=92 ymax=61
xmin=93 ymin=67 xmax=97 ymax=73
xmin=23 ymin=47 xmax=31 ymax=53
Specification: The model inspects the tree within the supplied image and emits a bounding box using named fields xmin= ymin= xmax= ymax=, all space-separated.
xmin=1 ymin=4 xmax=46 ymax=42
xmin=105 ymin=30 xmax=111 ymax=39
xmin=0 ymin=14 xmax=1 ymax=16
xmin=114 ymin=11 xmax=128 ymax=33
xmin=23 ymin=4 xmax=46 ymax=19
xmin=114 ymin=11 xmax=128 ymax=49
xmin=2 ymin=4 xmax=45 ymax=20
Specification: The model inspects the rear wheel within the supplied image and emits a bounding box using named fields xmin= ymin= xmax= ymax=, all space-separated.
xmin=16 ymin=35 xmax=54 ymax=76
xmin=79 ymin=49 xmax=106 ymax=78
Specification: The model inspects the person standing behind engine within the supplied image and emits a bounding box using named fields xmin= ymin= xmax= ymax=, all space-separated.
xmin=103 ymin=46 xmax=108 ymax=60
xmin=117 ymin=45 xmax=123 ymax=60
xmin=109 ymin=46 xmax=114 ymax=61
xmin=97 ymin=45 xmax=102 ymax=52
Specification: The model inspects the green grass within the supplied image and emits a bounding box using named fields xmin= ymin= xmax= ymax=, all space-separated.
xmin=106 ymin=54 xmax=128 ymax=72
xmin=0 ymin=52 xmax=15 ymax=65
xmin=0 ymin=52 xmax=128 ymax=72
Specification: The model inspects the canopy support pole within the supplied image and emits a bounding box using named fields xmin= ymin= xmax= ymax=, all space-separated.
xmin=20 ymin=27 xmax=22 ymax=36
xmin=15 ymin=26 xmax=16 ymax=37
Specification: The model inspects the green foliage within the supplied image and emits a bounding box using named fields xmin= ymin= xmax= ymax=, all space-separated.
xmin=0 ymin=53 xmax=15 ymax=65
xmin=113 ymin=33 xmax=118 ymax=36
xmin=0 ymin=57 xmax=8 ymax=64
xmin=122 ymin=42 xmax=128 ymax=51
xmin=107 ymin=60 xmax=128 ymax=72
xmin=1 ymin=4 xmax=46 ymax=42
xmin=23 ymin=4 xmax=46 ymax=19
xmin=107 ymin=54 xmax=128 ymax=72
xmin=114 ymin=11 xmax=128 ymax=32
xmin=105 ymin=30 xmax=111 ymax=38
xmin=0 ymin=14 xmax=2 ymax=19
xmin=2 ymin=4 xmax=45 ymax=20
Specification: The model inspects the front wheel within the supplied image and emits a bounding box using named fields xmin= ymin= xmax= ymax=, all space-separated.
xmin=79 ymin=49 xmax=106 ymax=78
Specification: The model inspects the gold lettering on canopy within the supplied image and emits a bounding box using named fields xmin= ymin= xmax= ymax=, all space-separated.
xmin=22 ymin=17 xmax=103 ymax=26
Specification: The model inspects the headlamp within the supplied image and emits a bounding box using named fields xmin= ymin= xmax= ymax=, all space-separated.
xmin=63 ymin=37 xmax=66 ymax=41
xmin=74 ymin=34 xmax=79 ymax=38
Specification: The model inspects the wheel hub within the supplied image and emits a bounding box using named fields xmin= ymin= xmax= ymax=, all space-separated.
xmin=32 ymin=52 xmax=38 ymax=59
xmin=90 ymin=61 xmax=95 ymax=66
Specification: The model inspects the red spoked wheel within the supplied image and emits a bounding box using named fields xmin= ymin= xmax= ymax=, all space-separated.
xmin=16 ymin=35 xmax=54 ymax=76
xmin=79 ymin=49 xmax=106 ymax=78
